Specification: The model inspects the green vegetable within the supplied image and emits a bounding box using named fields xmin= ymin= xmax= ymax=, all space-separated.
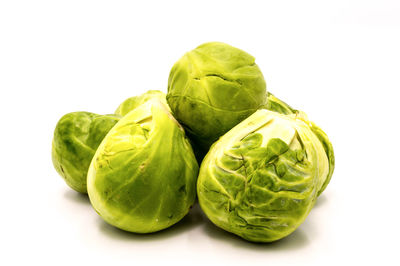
xmin=52 ymin=112 xmax=120 ymax=193
xmin=87 ymin=98 xmax=199 ymax=233
xmin=197 ymin=109 xmax=330 ymax=242
xmin=167 ymin=42 xmax=267 ymax=151
xmin=115 ymin=90 xmax=167 ymax=116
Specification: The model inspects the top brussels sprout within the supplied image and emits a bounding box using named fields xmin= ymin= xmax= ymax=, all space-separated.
xmin=52 ymin=112 xmax=120 ymax=193
xmin=167 ymin=42 xmax=267 ymax=150
xmin=115 ymin=90 xmax=167 ymax=116
xmin=87 ymin=98 xmax=199 ymax=233
xmin=197 ymin=109 xmax=330 ymax=242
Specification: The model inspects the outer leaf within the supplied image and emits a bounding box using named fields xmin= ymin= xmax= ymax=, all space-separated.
xmin=309 ymin=122 xmax=335 ymax=195
xmin=265 ymin=92 xmax=335 ymax=195
xmin=265 ymin=92 xmax=297 ymax=115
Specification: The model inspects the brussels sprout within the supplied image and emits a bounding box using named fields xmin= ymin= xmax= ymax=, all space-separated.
xmin=87 ymin=99 xmax=199 ymax=233
xmin=264 ymin=92 xmax=335 ymax=195
xmin=167 ymin=42 xmax=267 ymax=150
xmin=115 ymin=90 xmax=167 ymax=116
xmin=197 ymin=109 xmax=330 ymax=242
xmin=52 ymin=112 xmax=120 ymax=193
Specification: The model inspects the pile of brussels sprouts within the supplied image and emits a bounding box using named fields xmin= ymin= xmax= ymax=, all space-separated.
xmin=52 ymin=42 xmax=334 ymax=242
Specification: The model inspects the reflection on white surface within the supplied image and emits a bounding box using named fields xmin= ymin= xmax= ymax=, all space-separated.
xmin=65 ymin=187 xmax=317 ymax=251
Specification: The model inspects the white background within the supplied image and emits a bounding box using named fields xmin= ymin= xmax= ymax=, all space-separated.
xmin=1 ymin=1 xmax=399 ymax=265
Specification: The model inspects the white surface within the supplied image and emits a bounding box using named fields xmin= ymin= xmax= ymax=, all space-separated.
xmin=1 ymin=1 xmax=399 ymax=265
